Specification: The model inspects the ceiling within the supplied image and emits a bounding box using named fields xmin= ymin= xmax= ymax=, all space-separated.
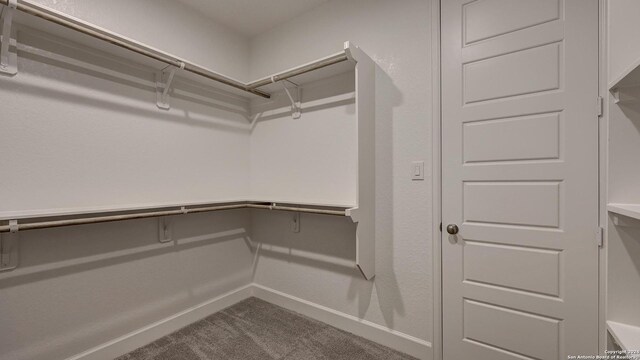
xmin=176 ymin=0 xmax=329 ymax=37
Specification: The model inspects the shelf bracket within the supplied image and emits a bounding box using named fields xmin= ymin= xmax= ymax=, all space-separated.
xmin=0 ymin=220 xmax=19 ymax=272
xmin=0 ymin=0 xmax=18 ymax=76
xmin=612 ymin=214 xmax=640 ymax=227
xmin=156 ymin=62 xmax=185 ymax=110
xmin=158 ymin=216 xmax=173 ymax=243
xmin=272 ymin=77 xmax=301 ymax=119
xmin=291 ymin=212 xmax=300 ymax=233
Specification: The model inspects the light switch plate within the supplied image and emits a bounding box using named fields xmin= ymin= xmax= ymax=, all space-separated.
xmin=412 ymin=161 xmax=424 ymax=180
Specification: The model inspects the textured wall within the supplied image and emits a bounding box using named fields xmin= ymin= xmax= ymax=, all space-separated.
xmin=249 ymin=0 xmax=434 ymax=344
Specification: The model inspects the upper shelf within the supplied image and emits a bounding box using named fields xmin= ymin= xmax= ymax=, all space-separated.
xmin=608 ymin=203 xmax=640 ymax=222
xmin=607 ymin=321 xmax=640 ymax=357
xmin=0 ymin=0 xmax=358 ymax=102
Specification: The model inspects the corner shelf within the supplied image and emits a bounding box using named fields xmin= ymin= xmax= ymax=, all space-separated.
xmin=607 ymin=321 xmax=640 ymax=357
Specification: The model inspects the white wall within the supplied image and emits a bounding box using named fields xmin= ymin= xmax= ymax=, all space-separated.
xmin=0 ymin=0 xmax=253 ymax=214
xmin=31 ymin=0 xmax=250 ymax=81
xmin=0 ymin=1 xmax=256 ymax=359
xmin=249 ymin=71 xmax=358 ymax=205
xmin=608 ymin=0 xmax=640 ymax=82
xmin=249 ymin=0 xmax=434 ymax=346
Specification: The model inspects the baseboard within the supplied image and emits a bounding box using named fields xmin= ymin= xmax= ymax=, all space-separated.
xmin=68 ymin=283 xmax=432 ymax=360
xmin=67 ymin=284 xmax=254 ymax=360
xmin=252 ymin=284 xmax=433 ymax=360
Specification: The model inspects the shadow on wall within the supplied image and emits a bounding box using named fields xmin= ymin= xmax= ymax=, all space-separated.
xmin=618 ymin=92 xmax=640 ymax=138
xmin=2 ymin=26 xmax=251 ymax=130
xmin=250 ymin=63 xmax=406 ymax=329
xmin=0 ymin=209 xmax=253 ymax=291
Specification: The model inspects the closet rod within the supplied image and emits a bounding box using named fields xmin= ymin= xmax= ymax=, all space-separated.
xmin=0 ymin=0 xmax=271 ymax=99
xmin=0 ymin=202 xmax=347 ymax=233
xmin=246 ymin=204 xmax=347 ymax=216
xmin=246 ymin=52 xmax=350 ymax=89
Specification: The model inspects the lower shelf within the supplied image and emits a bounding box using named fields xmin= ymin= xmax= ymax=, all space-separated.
xmin=0 ymin=200 xmax=375 ymax=280
xmin=607 ymin=321 xmax=640 ymax=355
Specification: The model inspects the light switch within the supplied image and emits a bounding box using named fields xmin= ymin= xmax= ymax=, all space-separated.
xmin=412 ymin=161 xmax=424 ymax=180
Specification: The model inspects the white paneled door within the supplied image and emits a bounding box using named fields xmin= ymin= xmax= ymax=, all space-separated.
xmin=441 ymin=1 xmax=599 ymax=359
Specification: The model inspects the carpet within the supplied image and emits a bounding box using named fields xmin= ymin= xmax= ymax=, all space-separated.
xmin=116 ymin=297 xmax=419 ymax=360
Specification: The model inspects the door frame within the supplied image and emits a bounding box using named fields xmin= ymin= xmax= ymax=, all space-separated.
xmin=430 ymin=0 xmax=442 ymax=360
xmin=430 ymin=1 xmax=608 ymax=359
xmin=597 ymin=0 xmax=608 ymax=355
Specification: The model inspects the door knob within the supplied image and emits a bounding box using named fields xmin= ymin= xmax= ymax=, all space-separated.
xmin=446 ymin=224 xmax=459 ymax=235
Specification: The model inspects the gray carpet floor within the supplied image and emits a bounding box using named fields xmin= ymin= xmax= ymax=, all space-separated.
xmin=116 ymin=297 xmax=418 ymax=360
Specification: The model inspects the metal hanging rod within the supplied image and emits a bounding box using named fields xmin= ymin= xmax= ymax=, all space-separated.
xmin=246 ymin=52 xmax=350 ymax=90
xmin=0 ymin=202 xmax=348 ymax=233
xmin=0 ymin=0 xmax=271 ymax=98
xmin=0 ymin=0 xmax=355 ymax=99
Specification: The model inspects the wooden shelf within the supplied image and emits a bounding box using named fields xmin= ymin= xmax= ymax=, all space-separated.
xmin=608 ymin=321 xmax=640 ymax=355
xmin=608 ymin=204 xmax=640 ymax=222
xmin=0 ymin=199 xmax=354 ymax=221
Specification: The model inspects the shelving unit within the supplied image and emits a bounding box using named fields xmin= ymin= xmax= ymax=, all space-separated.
xmin=606 ymin=51 xmax=640 ymax=354
xmin=0 ymin=1 xmax=376 ymax=279
xmin=607 ymin=321 xmax=640 ymax=358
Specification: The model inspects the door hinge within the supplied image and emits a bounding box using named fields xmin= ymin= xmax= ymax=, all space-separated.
xmin=597 ymin=96 xmax=603 ymax=117
xmin=597 ymin=226 xmax=604 ymax=248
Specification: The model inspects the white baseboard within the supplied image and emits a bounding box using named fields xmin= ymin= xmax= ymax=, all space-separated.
xmin=68 ymin=283 xmax=432 ymax=360
xmin=67 ymin=284 xmax=254 ymax=360
xmin=252 ymin=284 xmax=432 ymax=360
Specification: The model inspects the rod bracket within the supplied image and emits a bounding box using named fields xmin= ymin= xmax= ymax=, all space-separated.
xmin=158 ymin=216 xmax=173 ymax=243
xmin=156 ymin=62 xmax=185 ymax=110
xmin=291 ymin=212 xmax=300 ymax=233
xmin=272 ymin=76 xmax=301 ymax=119
xmin=0 ymin=0 xmax=18 ymax=76
xmin=1 ymin=220 xmax=18 ymax=271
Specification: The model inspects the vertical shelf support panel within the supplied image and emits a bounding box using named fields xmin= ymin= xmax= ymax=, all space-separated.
xmin=345 ymin=41 xmax=376 ymax=280
xmin=0 ymin=0 xmax=18 ymax=75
